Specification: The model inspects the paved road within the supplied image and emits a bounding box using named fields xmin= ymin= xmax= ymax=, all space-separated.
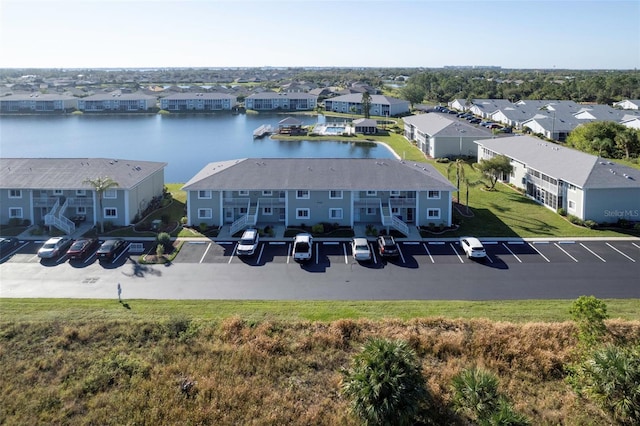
xmin=1 ymin=238 xmax=639 ymax=300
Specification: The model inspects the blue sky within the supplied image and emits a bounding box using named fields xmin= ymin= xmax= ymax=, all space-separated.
xmin=1 ymin=0 xmax=638 ymax=69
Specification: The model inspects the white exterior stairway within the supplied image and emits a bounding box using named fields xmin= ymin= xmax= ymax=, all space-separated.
xmin=44 ymin=198 xmax=75 ymax=235
xmin=380 ymin=200 xmax=409 ymax=236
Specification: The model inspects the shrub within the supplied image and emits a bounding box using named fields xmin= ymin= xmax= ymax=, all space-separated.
xmin=8 ymin=218 xmax=22 ymax=227
xmin=568 ymin=215 xmax=584 ymax=226
xmin=451 ymin=366 xmax=500 ymax=422
xmin=157 ymin=232 xmax=172 ymax=251
xmin=570 ymin=295 xmax=608 ymax=348
xmin=155 ymin=243 xmax=165 ymax=257
xmin=584 ymin=220 xmax=598 ymax=229
xmin=22 ymin=219 xmax=31 ymax=226
xmin=557 ymin=207 xmax=567 ymax=216
xmin=199 ymin=222 xmax=208 ymax=232
xmin=435 ymin=157 xmax=450 ymax=163
xmin=311 ymin=223 xmax=324 ymax=234
xmin=180 ymin=216 xmax=188 ymax=225
xmin=342 ymin=338 xmax=429 ymax=426
xmin=569 ymin=344 xmax=640 ymax=425
xmin=635 ymin=222 xmax=640 ymax=231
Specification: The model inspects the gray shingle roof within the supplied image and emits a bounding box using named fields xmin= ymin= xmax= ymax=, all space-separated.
xmin=0 ymin=93 xmax=77 ymax=101
xmin=0 ymin=158 xmax=167 ymax=190
xmin=403 ymin=113 xmax=491 ymax=137
xmin=182 ymin=158 xmax=456 ymax=192
xmin=81 ymin=92 xmax=156 ymax=101
xmin=327 ymin=94 xmax=408 ymax=105
xmin=161 ymin=92 xmax=236 ymax=100
xmin=475 ymin=136 xmax=640 ymax=188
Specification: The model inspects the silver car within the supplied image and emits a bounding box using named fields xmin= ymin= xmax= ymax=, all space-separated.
xmin=351 ymin=238 xmax=372 ymax=262
xmin=37 ymin=236 xmax=73 ymax=259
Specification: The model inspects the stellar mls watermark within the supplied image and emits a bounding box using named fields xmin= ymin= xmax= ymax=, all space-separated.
xmin=604 ymin=209 xmax=639 ymax=218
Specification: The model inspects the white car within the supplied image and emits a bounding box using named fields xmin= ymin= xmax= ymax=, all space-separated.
xmin=460 ymin=237 xmax=486 ymax=259
xmin=292 ymin=233 xmax=313 ymax=262
xmin=236 ymin=228 xmax=259 ymax=256
xmin=351 ymin=238 xmax=372 ymax=262
xmin=37 ymin=236 xmax=73 ymax=259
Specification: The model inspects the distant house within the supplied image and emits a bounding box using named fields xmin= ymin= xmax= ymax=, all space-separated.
xmin=277 ymin=117 xmax=305 ymax=135
xmin=159 ymin=92 xmax=237 ymax=111
xmin=77 ymin=92 xmax=157 ymax=112
xmin=613 ymin=99 xmax=640 ymax=110
xmin=182 ymin=158 xmax=456 ymax=236
xmin=621 ymin=116 xmax=640 ymax=130
xmin=467 ymin=99 xmax=513 ymax=119
xmin=244 ymin=92 xmax=317 ymax=111
xmin=403 ymin=113 xmax=493 ymax=158
xmin=475 ymin=136 xmax=640 ymax=222
xmin=353 ymin=118 xmax=378 ymax=134
xmin=0 ymin=158 xmax=167 ymax=234
xmin=324 ymin=94 xmax=410 ymax=117
xmin=0 ymin=93 xmax=77 ymax=113
xmin=449 ymin=99 xmax=469 ymax=112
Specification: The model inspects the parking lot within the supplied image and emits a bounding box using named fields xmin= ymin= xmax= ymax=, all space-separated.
xmin=2 ymin=238 xmax=639 ymax=269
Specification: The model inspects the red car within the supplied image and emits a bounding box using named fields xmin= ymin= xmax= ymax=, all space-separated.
xmin=67 ymin=238 xmax=99 ymax=260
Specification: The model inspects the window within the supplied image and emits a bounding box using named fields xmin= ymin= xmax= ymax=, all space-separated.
xmin=391 ymin=207 xmax=399 ymax=215
xmin=329 ymin=190 xmax=343 ymax=199
xmin=76 ymin=207 xmax=86 ymax=214
xmin=262 ymin=191 xmax=272 ymax=196
xmin=427 ymin=208 xmax=440 ymax=219
xmin=104 ymin=208 xmax=117 ymax=218
xmin=366 ymin=207 xmax=377 ymax=215
xmin=427 ymin=190 xmax=440 ymax=199
xmin=296 ymin=208 xmax=310 ymax=219
xmin=9 ymin=207 xmax=23 ymax=218
xmin=263 ymin=207 xmax=273 ymax=215
xmin=198 ymin=208 xmax=212 ymax=219
xmin=53 ymin=189 xmax=63 ymax=195
xmin=366 ymin=190 xmax=377 ymax=196
xmin=198 ymin=190 xmax=212 ymax=199
xmin=329 ymin=208 xmax=343 ymax=219
xmin=239 ymin=207 xmax=247 ymax=214
xmin=568 ymin=200 xmax=576 ymax=211
xmin=238 ymin=190 xmax=249 ymax=196
xmin=104 ymin=189 xmax=117 ymax=199
xmin=296 ymin=190 xmax=310 ymax=199
xmin=9 ymin=189 xmax=22 ymax=198
xmin=390 ymin=191 xmax=400 ymax=197
xmin=75 ymin=190 xmax=86 ymax=196
xmin=568 ymin=184 xmax=577 ymax=192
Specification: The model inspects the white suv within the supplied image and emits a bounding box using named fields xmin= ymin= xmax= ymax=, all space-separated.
xmin=292 ymin=233 xmax=313 ymax=262
xmin=237 ymin=228 xmax=259 ymax=256
xmin=460 ymin=237 xmax=486 ymax=259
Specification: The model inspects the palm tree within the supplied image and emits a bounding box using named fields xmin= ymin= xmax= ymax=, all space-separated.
xmin=463 ymin=177 xmax=483 ymax=214
xmin=446 ymin=158 xmax=468 ymax=204
xmin=342 ymin=338 xmax=428 ymax=425
xmin=451 ymin=366 xmax=500 ymax=423
xmin=361 ymin=92 xmax=372 ymax=119
xmin=83 ymin=176 xmax=119 ymax=234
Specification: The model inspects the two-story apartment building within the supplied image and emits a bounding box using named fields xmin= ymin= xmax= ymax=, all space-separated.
xmin=244 ymin=92 xmax=317 ymax=111
xmin=324 ymin=94 xmax=410 ymax=117
xmin=182 ymin=158 xmax=456 ymax=236
xmin=160 ymin=93 xmax=237 ymax=111
xmin=475 ymin=136 xmax=640 ymax=222
xmin=0 ymin=93 xmax=78 ymax=112
xmin=403 ymin=113 xmax=493 ymax=159
xmin=0 ymin=158 xmax=167 ymax=234
xmin=78 ymin=92 xmax=157 ymax=112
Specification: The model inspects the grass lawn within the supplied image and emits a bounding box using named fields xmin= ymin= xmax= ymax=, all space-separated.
xmin=2 ymin=298 xmax=639 ymax=323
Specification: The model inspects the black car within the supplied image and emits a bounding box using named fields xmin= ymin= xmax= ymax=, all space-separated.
xmin=0 ymin=237 xmax=20 ymax=256
xmin=377 ymin=235 xmax=399 ymax=258
xmin=96 ymin=239 xmax=127 ymax=261
xmin=67 ymin=238 xmax=99 ymax=260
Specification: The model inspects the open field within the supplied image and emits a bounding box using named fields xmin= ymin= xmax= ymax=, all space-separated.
xmin=2 ymin=308 xmax=639 ymax=425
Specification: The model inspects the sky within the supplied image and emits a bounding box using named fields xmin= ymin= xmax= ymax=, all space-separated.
xmin=0 ymin=0 xmax=638 ymax=70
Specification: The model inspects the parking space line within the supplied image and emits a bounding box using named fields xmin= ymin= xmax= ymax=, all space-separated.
xmin=502 ymin=243 xmax=522 ymax=263
xmin=580 ymin=243 xmax=606 ymax=262
xmin=554 ymin=242 xmax=578 ymax=262
xmin=632 ymin=242 xmax=640 ymax=249
xmin=422 ymin=243 xmax=435 ymax=263
xmin=606 ymin=243 xmax=636 ymax=262
xmin=507 ymin=241 xmax=524 ymax=245
xmin=528 ymin=242 xmax=550 ymax=262
xmin=449 ymin=243 xmax=464 ymax=263
xmin=370 ymin=243 xmax=377 ymax=264
xmin=110 ymin=244 xmax=130 ymax=264
xmin=287 ymin=242 xmax=291 ymax=264
xmin=428 ymin=241 xmax=445 ymax=245
xmin=269 ymin=242 xmax=286 ymax=245
xmin=398 ymin=245 xmax=406 ymax=264
xmin=315 ymin=243 xmax=319 ymax=265
xmin=256 ymin=244 xmax=265 ymax=264
xmin=199 ymin=242 xmax=212 ymax=264
xmin=228 ymin=244 xmax=237 ymax=264
xmin=343 ymin=243 xmax=348 ymax=264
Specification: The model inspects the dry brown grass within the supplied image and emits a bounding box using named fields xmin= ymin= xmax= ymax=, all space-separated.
xmin=1 ymin=318 xmax=639 ymax=425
